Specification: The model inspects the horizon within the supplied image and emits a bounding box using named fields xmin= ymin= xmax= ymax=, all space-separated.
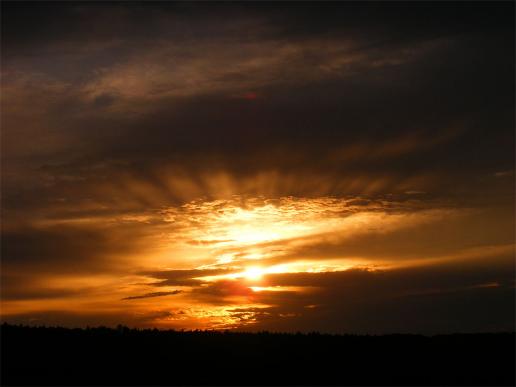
xmin=2 ymin=323 xmax=516 ymax=336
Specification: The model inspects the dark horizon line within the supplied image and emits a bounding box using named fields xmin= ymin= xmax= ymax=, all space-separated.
xmin=2 ymin=322 xmax=514 ymax=337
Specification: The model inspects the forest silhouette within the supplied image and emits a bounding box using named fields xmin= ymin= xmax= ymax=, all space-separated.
xmin=1 ymin=323 xmax=514 ymax=385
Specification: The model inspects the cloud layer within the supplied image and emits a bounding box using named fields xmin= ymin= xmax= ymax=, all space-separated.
xmin=1 ymin=2 xmax=514 ymax=333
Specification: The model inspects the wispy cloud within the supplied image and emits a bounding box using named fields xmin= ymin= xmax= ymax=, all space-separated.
xmin=122 ymin=290 xmax=182 ymax=301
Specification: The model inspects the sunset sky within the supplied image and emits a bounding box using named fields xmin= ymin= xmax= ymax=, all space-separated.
xmin=1 ymin=1 xmax=514 ymax=333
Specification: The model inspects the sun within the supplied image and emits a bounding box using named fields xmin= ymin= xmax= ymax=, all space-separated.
xmin=242 ymin=267 xmax=264 ymax=281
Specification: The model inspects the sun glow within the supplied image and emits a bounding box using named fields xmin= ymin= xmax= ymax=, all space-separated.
xmin=158 ymin=197 xmax=448 ymax=277
xmin=242 ymin=267 xmax=265 ymax=281
xmin=5 ymin=195 xmax=450 ymax=331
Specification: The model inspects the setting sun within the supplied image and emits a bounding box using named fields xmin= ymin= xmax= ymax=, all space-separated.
xmin=241 ymin=267 xmax=264 ymax=281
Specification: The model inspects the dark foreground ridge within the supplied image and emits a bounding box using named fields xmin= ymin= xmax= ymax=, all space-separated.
xmin=1 ymin=324 xmax=514 ymax=386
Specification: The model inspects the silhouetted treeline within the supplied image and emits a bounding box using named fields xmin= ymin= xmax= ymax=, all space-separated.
xmin=1 ymin=324 xmax=514 ymax=385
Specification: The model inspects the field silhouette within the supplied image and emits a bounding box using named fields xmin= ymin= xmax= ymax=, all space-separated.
xmin=1 ymin=324 xmax=514 ymax=385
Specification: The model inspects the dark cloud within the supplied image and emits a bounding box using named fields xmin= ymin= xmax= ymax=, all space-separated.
xmin=0 ymin=309 xmax=176 ymax=328
xmin=191 ymin=280 xmax=255 ymax=301
xmin=122 ymin=290 xmax=182 ymax=301
xmin=235 ymin=285 xmax=515 ymax=334
xmin=2 ymin=9 xmax=513 ymax=207
xmin=0 ymin=274 xmax=86 ymax=301
xmin=240 ymin=260 xmax=515 ymax=334
xmin=259 ymin=257 xmax=514 ymax=291
xmin=141 ymin=269 xmax=237 ymax=287
xmin=1 ymin=223 xmax=149 ymax=273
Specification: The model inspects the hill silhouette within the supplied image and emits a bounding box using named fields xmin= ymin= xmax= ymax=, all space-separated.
xmin=1 ymin=324 xmax=514 ymax=385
